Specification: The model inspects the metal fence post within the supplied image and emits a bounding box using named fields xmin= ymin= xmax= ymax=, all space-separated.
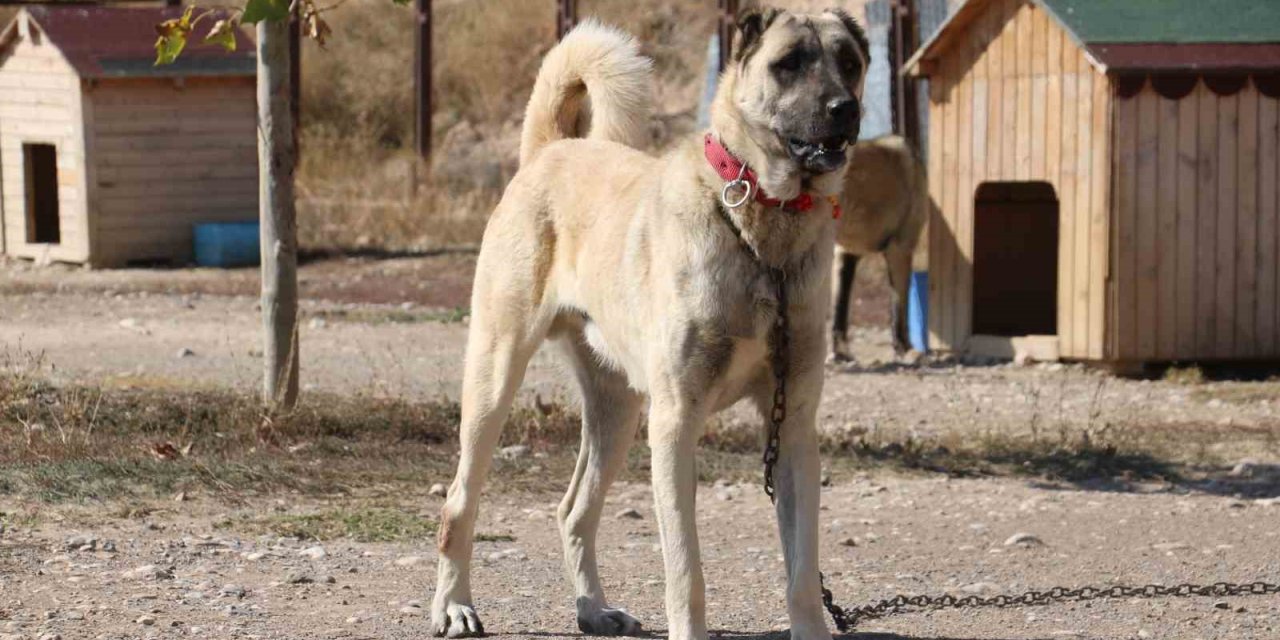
xmin=557 ymin=0 xmax=577 ymax=39
xmin=415 ymin=0 xmax=432 ymax=161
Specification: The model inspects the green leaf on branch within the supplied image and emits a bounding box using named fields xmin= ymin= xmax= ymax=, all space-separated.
xmin=204 ymin=18 xmax=238 ymax=52
xmin=154 ymin=5 xmax=196 ymax=66
xmin=241 ymin=0 xmax=291 ymax=25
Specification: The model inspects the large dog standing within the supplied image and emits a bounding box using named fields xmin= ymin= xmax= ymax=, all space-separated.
xmin=830 ymin=135 xmax=928 ymax=362
xmin=432 ymin=8 xmax=867 ymax=640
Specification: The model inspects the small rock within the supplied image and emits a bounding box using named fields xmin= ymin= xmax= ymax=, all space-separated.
xmin=286 ymin=573 xmax=313 ymax=585
xmin=615 ymin=508 xmax=642 ymax=520
xmin=123 ymin=564 xmax=173 ymax=580
xmin=399 ymin=606 xmax=424 ymax=616
xmin=1230 ymin=459 xmax=1260 ymax=477
xmin=1151 ymin=542 xmax=1190 ymax=551
xmin=345 ymin=616 xmax=362 ymax=624
xmin=1003 ymin=532 xmax=1045 ymax=547
xmin=961 ymin=582 xmax=1000 ymax=594
xmin=1215 ymin=601 xmax=1231 ymax=610
xmin=244 ymin=551 xmax=268 ymax=561
xmin=499 ymin=445 xmax=529 ymax=460
xmin=220 ymin=585 xmax=246 ymax=598
xmin=62 ymin=611 xmax=84 ymax=621
xmin=298 ymin=546 xmax=327 ymax=559
xmin=394 ymin=555 xmax=426 ymax=567
xmin=137 ymin=615 xmax=156 ymax=626
xmin=1137 ymin=631 xmax=1152 ymax=639
xmin=176 ymin=347 xmax=195 ymax=359
xmin=428 ymin=483 xmax=448 ymax=498
xmin=38 ymin=634 xmax=61 ymax=640
xmin=838 ymin=537 xmax=857 ymax=547
xmin=64 ymin=535 xmax=97 ymax=551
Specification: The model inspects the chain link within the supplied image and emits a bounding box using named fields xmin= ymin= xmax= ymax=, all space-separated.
xmin=760 ymin=267 xmax=1280 ymax=632
xmin=816 ymin=577 xmax=1280 ymax=632
xmin=763 ymin=267 xmax=787 ymax=502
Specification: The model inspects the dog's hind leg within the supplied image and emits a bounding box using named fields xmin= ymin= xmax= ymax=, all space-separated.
xmin=432 ymin=240 xmax=556 ymax=638
xmin=553 ymin=329 xmax=645 ymax=636
xmin=884 ymin=240 xmax=913 ymax=356
xmin=830 ymin=251 xmax=859 ymax=362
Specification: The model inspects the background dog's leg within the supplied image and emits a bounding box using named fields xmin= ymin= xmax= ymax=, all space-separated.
xmin=553 ymin=333 xmax=645 ymax=636
xmin=885 ymin=241 xmax=913 ymax=356
xmin=648 ymin=397 xmax=710 ymax=640
xmin=830 ymin=251 xmax=859 ymax=361
xmin=755 ymin=337 xmax=833 ymax=640
xmin=432 ymin=287 xmax=554 ymax=638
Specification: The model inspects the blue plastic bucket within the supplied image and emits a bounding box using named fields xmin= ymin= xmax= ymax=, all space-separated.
xmin=908 ymin=271 xmax=929 ymax=353
xmin=193 ymin=221 xmax=260 ymax=268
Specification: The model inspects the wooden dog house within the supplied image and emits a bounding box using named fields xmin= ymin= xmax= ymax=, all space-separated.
xmin=906 ymin=0 xmax=1280 ymax=364
xmin=0 ymin=6 xmax=256 ymax=267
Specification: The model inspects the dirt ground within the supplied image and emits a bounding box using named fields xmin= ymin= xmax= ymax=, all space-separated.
xmin=2 ymin=479 xmax=1279 ymax=640
xmin=3 ymin=256 xmax=1280 ymax=639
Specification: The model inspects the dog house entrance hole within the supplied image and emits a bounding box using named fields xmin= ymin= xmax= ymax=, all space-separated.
xmin=23 ymin=143 xmax=61 ymax=244
xmin=972 ymin=181 xmax=1058 ymax=336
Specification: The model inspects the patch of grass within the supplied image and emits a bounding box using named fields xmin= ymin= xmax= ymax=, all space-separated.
xmin=308 ymin=306 xmax=470 ymax=325
xmin=223 ymin=507 xmax=437 ymax=543
xmin=4 ymin=355 xmax=1276 ymax=504
xmin=1163 ymin=365 xmax=1206 ymax=385
xmin=475 ymin=533 xmax=516 ymax=543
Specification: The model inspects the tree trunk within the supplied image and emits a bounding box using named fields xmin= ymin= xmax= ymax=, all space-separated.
xmin=257 ymin=18 xmax=300 ymax=410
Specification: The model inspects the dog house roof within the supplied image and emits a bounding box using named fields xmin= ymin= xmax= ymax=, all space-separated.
xmin=0 ymin=6 xmax=255 ymax=79
xmin=906 ymin=0 xmax=1280 ymax=75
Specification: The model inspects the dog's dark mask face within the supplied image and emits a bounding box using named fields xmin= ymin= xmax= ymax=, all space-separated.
xmin=734 ymin=8 xmax=870 ymax=175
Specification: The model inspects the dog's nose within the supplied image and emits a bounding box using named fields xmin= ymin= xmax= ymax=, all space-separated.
xmin=827 ymin=98 xmax=859 ymax=124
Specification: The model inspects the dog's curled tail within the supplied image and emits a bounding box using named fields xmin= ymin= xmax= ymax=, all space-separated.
xmin=519 ymin=20 xmax=652 ymax=167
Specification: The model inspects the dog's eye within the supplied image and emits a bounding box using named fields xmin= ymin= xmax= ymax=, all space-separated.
xmin=838 ymin=52 xmax=862 ymax=78
xmin=772 ymin=50 xmax=806 ymax=74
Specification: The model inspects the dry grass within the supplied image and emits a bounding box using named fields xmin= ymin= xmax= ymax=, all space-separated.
xmin=8 ymin=346 xmax=1276 ymax=505
xmin=295 ymin=0 xmax=716 ymax=252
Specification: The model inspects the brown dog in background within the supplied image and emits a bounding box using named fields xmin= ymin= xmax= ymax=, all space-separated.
xmin=830 ymin=134 xmax=927 ymax=361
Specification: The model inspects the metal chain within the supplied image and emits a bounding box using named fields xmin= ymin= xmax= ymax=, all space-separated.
xmin=763 ymin=267 xmax=787 ymax=502
xmin=817 ymin=578 xmax=1280 ymax=632
xmin=760 ymin=268 xmax=1280 ymax=632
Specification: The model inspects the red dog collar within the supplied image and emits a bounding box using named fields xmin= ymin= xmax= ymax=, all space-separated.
xmin=703 ymin=133 xmax=841 ymax=219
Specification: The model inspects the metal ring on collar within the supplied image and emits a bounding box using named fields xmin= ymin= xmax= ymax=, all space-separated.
xmin=720 ymin=164 xmax=753 ymax=209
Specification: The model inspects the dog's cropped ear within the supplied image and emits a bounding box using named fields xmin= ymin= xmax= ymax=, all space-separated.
xmin=734 ymin=6 xmax=781 ymax=62
xmin=827 ymin=8 xmax=870 ymax=61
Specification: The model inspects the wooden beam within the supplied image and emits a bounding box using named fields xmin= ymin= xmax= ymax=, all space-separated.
xmin=889 ymin=0 xmax=920 ymax=144
xmin=718 ymin=0 xmax=739 ymax=72
xmin=415 ymin=0 xmax=432 ymax=160
xmin=557 ymin=0 xmax=578 ymax=40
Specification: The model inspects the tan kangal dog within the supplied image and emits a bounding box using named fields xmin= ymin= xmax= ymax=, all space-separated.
xmin=830 ymin=135 xmax=928 ymax=361
xmin=432 ymin=8 xmax=868 ymax=640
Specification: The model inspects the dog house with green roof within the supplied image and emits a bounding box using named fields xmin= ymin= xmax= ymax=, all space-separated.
xmin=905 ymin=0 xmax=1280 ymax=365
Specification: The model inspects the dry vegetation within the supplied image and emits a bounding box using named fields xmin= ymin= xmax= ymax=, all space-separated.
xmin=296 ymin=0 xmax=715 ymax=251
xmin=7 ymin=347 xmax=1275 ymax=507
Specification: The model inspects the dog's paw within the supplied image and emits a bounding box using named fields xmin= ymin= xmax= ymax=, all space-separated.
xmin=433 ymin=603 xmax=485 ymax=638
xmin=577 ymin=607 xmax=643 ymax=636
xmin=825 ymin=350 xmax=854 ymax=366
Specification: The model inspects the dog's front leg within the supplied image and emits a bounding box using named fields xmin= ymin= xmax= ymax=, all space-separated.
xmin=648 ymin=396 xmax=710 ymax=640
xmin=761 ymin=350 xmax=832 ymax=640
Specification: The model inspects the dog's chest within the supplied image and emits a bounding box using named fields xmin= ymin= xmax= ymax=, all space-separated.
xmin=695 ymin=270 xmax=778 ymax=408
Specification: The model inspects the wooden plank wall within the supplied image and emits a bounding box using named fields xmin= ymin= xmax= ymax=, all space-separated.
xmin=926 ymin=0 xmax=1110 ymax=358
xmin=88 ymin=77 xmax=257 ymax=267
xmin=1112 ymin=80 xmax=1280 ymax=361
xmin=0 ymin=20 xmax=90 ymax=262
